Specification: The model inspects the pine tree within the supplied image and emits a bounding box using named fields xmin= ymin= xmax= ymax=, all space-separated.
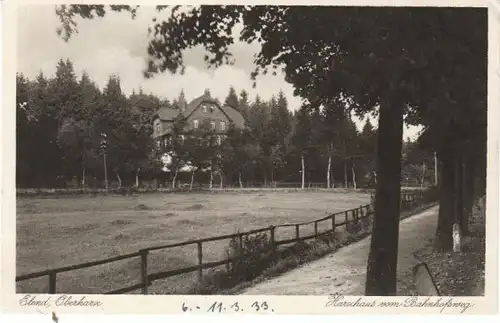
xmin=224 ymin=86 xmax=239 ymax=108
xmin=238 ymin=89 xmax=250 ymax=120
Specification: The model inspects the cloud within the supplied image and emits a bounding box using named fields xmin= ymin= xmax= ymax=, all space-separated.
xmin=16 ymin=4 xmax=422 ymax=139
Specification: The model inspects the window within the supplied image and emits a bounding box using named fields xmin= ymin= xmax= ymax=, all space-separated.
xmin=220 ymin=121 xmax=226 ymax=131
xmin=156 ymin=140 xmax=161 ymax=148
xmin=217 ymin=135 xmax=222 ymax=146
xmin=202 ymin=104 xmax=207 ymax=113
xmin=193 ymin=119 xmax=199 ymax=129
xmin=210 ymin=121 xmax=216 ymax=130
xmin=163 ymin=138 xmax=168 ymax=147
xmin=179 ymin=135 xmax=185 ymax=145
xmin=155 ymin=122 xmax=161 ymax=135
xmin=209 ymin=105 xmax=215 ymax=113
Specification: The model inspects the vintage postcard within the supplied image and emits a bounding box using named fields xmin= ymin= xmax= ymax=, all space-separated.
xmin=1 ymin=0 xmax=499 ymax=317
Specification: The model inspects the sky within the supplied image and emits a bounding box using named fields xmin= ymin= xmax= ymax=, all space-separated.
xmin=17 ymin=4 xmax=422 ymax=140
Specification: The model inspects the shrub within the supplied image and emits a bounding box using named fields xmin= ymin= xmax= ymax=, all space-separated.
xmin=225 ymin=232 xmax=275 ymax=282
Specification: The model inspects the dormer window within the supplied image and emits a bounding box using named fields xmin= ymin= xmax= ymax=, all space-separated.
xmin=193 ymin=119 xmax=199 ymax=129
xmin=220 ymin=121 xmax=226 ymax=131
xmin=210 ymin=121 xmax=216 ymax=130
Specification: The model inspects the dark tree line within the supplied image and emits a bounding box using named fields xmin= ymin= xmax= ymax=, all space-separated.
xmin=17 ymin=62 xmax=387 ymax=189
xmin=16 ymin=59 xmax=164 ymax=188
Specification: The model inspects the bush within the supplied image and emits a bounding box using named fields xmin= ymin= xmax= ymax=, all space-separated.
xmin=225 ymin=232 xmax=275 ymax=282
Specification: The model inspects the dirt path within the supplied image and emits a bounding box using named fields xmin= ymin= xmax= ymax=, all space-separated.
xmin=242 ymin=205 xmax=439 ymax=295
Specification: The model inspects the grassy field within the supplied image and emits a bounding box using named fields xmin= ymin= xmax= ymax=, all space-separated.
xmin=16 ymin=190 xmax=370 ymax=294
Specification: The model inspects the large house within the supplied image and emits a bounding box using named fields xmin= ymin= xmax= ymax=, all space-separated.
xmin=152 ymin=89 xmax=245 ymax=150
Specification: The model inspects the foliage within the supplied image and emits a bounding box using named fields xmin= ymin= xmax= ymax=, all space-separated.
xmin=224 ymin=86 xmax=239 ymax=108
xmin=225 ymin=232 xmax=275 ymax=282
xmin=16 ymin=58 xmax=424 ymax=190
xmin=16 ymin=64 xmax=158 ymax=188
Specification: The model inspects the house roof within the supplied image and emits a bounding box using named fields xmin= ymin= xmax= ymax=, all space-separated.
xmin=222 ymin=104 xmax=245 ymax=129
xmin=153 ymin=92 xmax=245 ymax=128
xmin=156 ymin=107 xmax=180 ymax=121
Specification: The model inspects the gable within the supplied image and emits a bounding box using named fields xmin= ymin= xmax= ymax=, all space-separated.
xmin=185 ymin=101 xmax=232 ymax=130
xmin=184 ymin=96 xmax=245 ymax=129
xmin=152 ymin=91 xmax=246 ymax=137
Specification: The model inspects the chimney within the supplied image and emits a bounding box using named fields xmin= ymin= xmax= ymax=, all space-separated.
xmin=204 ymin=88 xmax=211 ymax=98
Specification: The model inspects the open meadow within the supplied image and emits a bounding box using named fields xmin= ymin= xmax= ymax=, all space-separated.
xmin=16 ymin=190 xmax=370 ymax=294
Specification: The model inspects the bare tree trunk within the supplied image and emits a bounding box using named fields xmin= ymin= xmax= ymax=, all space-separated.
xmin=344 ymin=161 xmax=348 ymax=188
xmin=219 ymin=172 xmax=223 ymax=188
xmin=209 ymin=170 xmax=213 ymax=188
xmin=135 ymin=168 xmax=140 ymax=188
xmin=435 ymin=150 xmax=455 ymax=251
xmin=461 ymin=157 xmax=475 ymax=236
xmin=81 ymin=164 xmax=86 ymax=187
xmin=116 ymin=172 xmax=122 ymax=189
xmin=421 ymin=162 xmax=426 ymax=188
xmin=301 ymin=155 xmax=305 ymax=189
xmin=365 ymin=98 xmax=404 ymax=296
xmin=351 ymin=160 xmax=357 ymax=189
xmin=327 ymin=155 xmax=332 ymax=189
xmin=189 ymin=170 xmax=195 ymax=190
xmin=238 ymin=171 xmax=243 ymax=188
xmin=455 ymin=154 xmax=464 ymax=236
xmin=434 ymin=151 xmax=439 ymax=186
xmin=172 ymin=167 xmax=179 ymax=189
xmin=81 ymin=149 xmax=86 ymax=187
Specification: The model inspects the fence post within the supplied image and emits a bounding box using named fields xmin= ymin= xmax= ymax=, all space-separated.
xmin=140 ymin=249 xmax=149 ymax=294
xmin=331 ymin=214 xmax=336 ymax=232
xmin=239 ymin=233 xmax=244 ymax=251
xmin=345 ymin=211 xmax=349 ymax=223
xmin=48 ymin=272 xmax=56 ymax=294
xmin=270 ymin=226 xmax=276 ymax=250
xmin=295 ymin=224 xmax=300 ymax=241
xmin=314 ymin=221 xmax=318 ymax=238
xmin=197 ymin=242 xmax=203 ymax=284
xmin=359 ymin=205 xmax=364 ymax=218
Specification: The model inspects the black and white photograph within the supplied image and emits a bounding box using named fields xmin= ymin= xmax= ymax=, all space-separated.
xmin=2 ymin=0 xmax=498 ymax=316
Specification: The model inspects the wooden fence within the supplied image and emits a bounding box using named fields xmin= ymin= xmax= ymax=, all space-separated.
xmin=16 ymin=191 xmax=430 ymax=295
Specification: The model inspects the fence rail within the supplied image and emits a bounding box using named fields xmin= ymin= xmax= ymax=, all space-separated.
xmin=16 ymin=190 xmax=431 ymax=295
